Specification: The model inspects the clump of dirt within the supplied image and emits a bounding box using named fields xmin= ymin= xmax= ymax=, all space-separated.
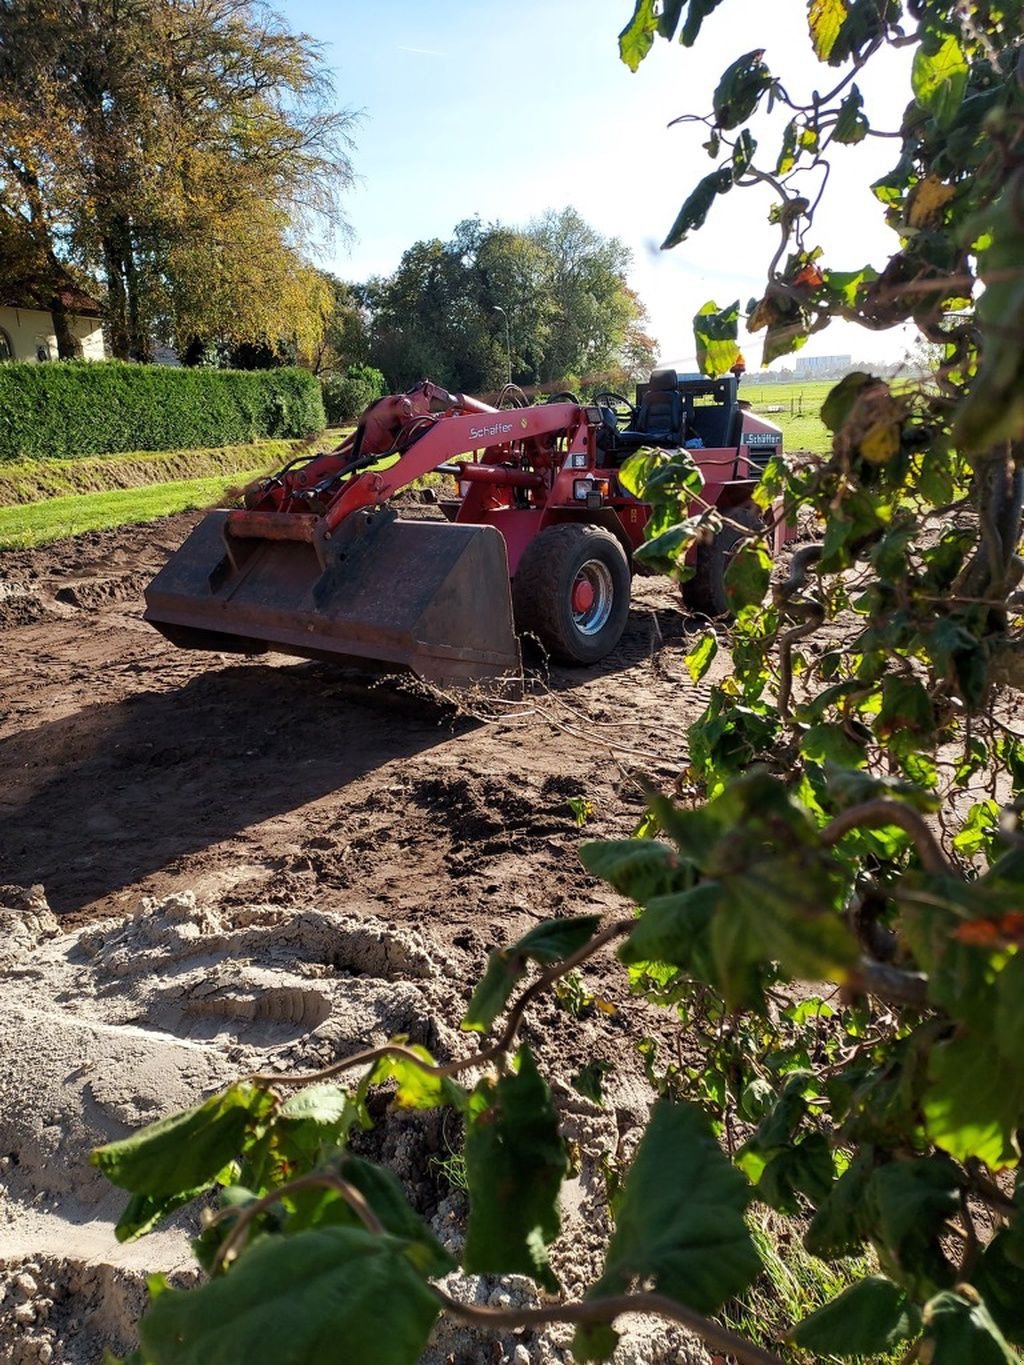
xmin=0 ymin=579 xmax=54 ymax=630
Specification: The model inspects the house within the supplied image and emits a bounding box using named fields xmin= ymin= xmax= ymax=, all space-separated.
xmin=0 ymin=290 xmax=106 ymax=363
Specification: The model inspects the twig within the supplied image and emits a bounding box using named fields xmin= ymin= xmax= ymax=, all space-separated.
xmin=212 ymin=1172 xmax=384 ymax=1272
xmin=250 ymin=918 xmax=635 ymax=1088
xmin=821 ymin=800 xmax=952 ymax=875
xmin=849 ymin=958 xmax=929 ymax=1008
xmin=433 ymin=1288 xmax=785 ymax=1365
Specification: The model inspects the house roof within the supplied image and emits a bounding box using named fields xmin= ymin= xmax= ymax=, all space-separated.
xmin=1 ymin=288 xmax=103 ymax=319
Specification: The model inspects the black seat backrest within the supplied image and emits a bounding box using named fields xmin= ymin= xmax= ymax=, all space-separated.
xmin=634 ymin=367 xmax=682 ymax=441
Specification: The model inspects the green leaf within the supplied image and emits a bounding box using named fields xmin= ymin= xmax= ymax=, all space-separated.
xmin=578 ymin=1100 xmax=757 ymax=1362
xmin=139 ymin=1227 xmax=440 ymax=1365
xmin=662 ymin=167 xmax=733 ymax=249
xmin=974 ymin=1223 xmax=1024 ymax=1345
xmin=805 ymin=1149 xmax=876 ymax=1259
xmin=755 ymin=1133 xmax=835 ymax=1213
xmin=92 ymin=1084 xmax=273 ymax=1197
xmin=685 ymin=630 xmax=718 ymax=682
xmin=464 ymin=1048 xmax=567 ymax=1291
xmin=618 ymin=884 xmax=720 ymax=984
xmin=693 ymin=298 xmax=741 ymax=376
xmin=924 ymin=1030 xmax=1024 ymax=1169
xmin=462 ymin=915 xmax=602 ymax=1033
xmin=953 ymin=800 xmax=1000 ymax=859
xmin=821 ymin=371 xmax=875 ymax=433
xmin=279 ymin=1084 xmax=351 ymax=1125
xmin=953 ymin=172 xmax=1024 ymax=452
xmin=370 ymin=1044 xmax=446 ymax=1109
xmin=618 ymin=0 xmax=657 ymax=71
xmin=680 ymin=0 xmax=726 ymax=45
xmin=732 ymin=129 xmax=757 ymax=177
xmin=791 ymin=1276 xmax=922 ymax=1355
xmin=579 ymin=838 xmax=687 ymax=901
xmin=572 ymin=1059 xmax=614 ymax=1105
xmin=712 ymin=49 xmax=773 ymax=130
xmin=834 ymin=85 xmax=868 ymax=144
xmin=649 ymin=0 xmax=681 ymax=39
xmin=870 ymin=1156 xmax=960 ymax=1289
xmin=776 ymin=118 xmax=800 ymax=175
xmin=115 ymin=1186 xmax=212 ymax=1243
xmin=912 ymin=30 xmax=968 ymax=130
xmin=876 ymin=675 xmax=934 ymax=741
xmin=724 ymin=538 xmax=771 ymax=610
xmin=284 ymin=1156 xmax=456 ymax=1277
xmin=922 ymin=1289 xmax=1018 ymax=1364
xmin=801 ymin=722 xmax=867 ymax=769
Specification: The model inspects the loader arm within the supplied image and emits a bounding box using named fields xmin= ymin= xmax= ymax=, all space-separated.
xmin=223 ymin=397 xmax=592 ymax=548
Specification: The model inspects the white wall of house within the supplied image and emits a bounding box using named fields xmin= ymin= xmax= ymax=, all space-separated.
xmin=0 ymin=305 xmax=106 ymax=362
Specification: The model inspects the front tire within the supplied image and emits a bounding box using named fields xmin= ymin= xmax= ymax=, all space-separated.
xmin=681 ymin=499 xmax=766 ymax=618
xmin=513 ymin=524 xmax=631 ymax=665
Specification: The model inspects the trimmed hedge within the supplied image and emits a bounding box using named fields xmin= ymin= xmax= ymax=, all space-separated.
xmin=320 ymin=364 xmax=387 ymax=424
xmin=0 ymin=361 xmax=325 ymax=462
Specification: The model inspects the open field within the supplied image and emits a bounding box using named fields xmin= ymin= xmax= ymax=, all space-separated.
xmin=742 ymin=379 xmax=834 ymax=455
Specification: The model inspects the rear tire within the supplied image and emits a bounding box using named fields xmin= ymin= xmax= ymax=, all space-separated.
xmin=681 ymin=499 xmax=765 ymax=618
xmin=513 ymin=524 xmax=631 ymax=665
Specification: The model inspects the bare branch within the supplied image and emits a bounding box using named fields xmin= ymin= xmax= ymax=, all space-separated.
xmin=250 ymin=918 xmax=635 ymax=1089
xmin=212 ymin=1172 xmax=384 ymax=1272
xmin=821 ymin=800 xmax=952 ymax=876
xmin=434 ymin=1288 xmax=786 ymax=1365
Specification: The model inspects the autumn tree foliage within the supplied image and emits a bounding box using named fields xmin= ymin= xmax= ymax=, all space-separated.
xmin=0 ymin=0 xmax=356 ymax=360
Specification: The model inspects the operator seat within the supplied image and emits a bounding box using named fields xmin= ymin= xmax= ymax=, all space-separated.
xmin=632 ymin=368 xmax=683 ymax=443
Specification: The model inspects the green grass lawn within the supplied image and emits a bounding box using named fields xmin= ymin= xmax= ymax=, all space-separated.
xmin=743 ymin=380 xmax=835 ymax=456
xmin=0 ymin=470 xmax=261 ymax=549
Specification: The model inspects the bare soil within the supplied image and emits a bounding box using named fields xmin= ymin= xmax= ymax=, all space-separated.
xmin=0 ymin=514 xmax=724 ymax=1365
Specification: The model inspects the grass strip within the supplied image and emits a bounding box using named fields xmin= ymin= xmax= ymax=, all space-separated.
xmin=0 ymin=471 xmax=262 ymax=549
xmin=0 ymin=428 xmax=350 ymax=506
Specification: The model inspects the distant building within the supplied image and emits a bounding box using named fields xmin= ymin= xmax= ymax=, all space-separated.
xmin=0 ymin=290 xmax=106 ymax=363
xmin=795 ymin=354 xmax=851 ymax=377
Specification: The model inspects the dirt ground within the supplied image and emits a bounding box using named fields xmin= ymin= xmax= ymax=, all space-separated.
xmin=0 ymin=514 xmax=723 ymax=1364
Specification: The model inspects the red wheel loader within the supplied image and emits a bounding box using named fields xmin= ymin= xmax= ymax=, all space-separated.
xmin=143 ymin=368 xmax=784 ymax=688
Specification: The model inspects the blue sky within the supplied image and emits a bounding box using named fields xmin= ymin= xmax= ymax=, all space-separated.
xmin=284 ymin=0 xmax=916 ymax=370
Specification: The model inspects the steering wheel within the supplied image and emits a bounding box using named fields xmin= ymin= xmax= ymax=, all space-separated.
xmin=594 ymin=391 xmax=637 ymax=430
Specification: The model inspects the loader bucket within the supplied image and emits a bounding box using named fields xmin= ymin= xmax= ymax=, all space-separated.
xmin=143 ymin=509 xmax=522 ymax=690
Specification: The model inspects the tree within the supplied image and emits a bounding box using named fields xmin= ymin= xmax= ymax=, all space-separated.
xmin=361 ymin=211 xmax=655 ymax=393
xmin=0 ymin=0 xmax=357 ymax=361
xmin=305 ymin=275 xmax=373 ymax=378
xmin=89 ymin=5 xmax=1024 ymax=1364
xmin=529 ymin=207 xmax=652 ymax=384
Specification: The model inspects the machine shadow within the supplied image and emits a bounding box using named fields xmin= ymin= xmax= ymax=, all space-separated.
xmin=0 ymin=662 xmax=472 ymax=915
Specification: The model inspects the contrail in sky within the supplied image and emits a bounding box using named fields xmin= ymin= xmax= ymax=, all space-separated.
xmin=398 ymin=45 xmax=445 ymax=56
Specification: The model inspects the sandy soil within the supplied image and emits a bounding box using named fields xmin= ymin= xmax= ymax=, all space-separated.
xmin=0 ymin=515 xmax=723 ymax=1364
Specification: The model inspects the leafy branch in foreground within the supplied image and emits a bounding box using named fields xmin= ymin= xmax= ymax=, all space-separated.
xmin=603 ymin=0 xmax=1024 ymax=1359
xmin=93 ymin=912 xmax=782 ymax=1365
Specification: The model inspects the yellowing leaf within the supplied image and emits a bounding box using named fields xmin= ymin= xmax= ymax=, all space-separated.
xmin=907 ymin=175 xmax=956 ymax=229
xmin=860 ymin=421 xmax=901 ymax=464
xmin=808 ymin=0 xmax=848 ymax=60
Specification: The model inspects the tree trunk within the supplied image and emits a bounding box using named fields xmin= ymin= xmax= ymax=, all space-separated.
xmin=103 ymin=236 xmax=131 ymax=360
xmin=122 ymin=228 xmax=151 ymax=361
xmin=49 ymin=293 xmax=83 ymax=360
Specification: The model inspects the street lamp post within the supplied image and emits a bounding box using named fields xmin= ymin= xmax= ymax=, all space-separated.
xmin=493 ymin=305 xmax=512 ymax=385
